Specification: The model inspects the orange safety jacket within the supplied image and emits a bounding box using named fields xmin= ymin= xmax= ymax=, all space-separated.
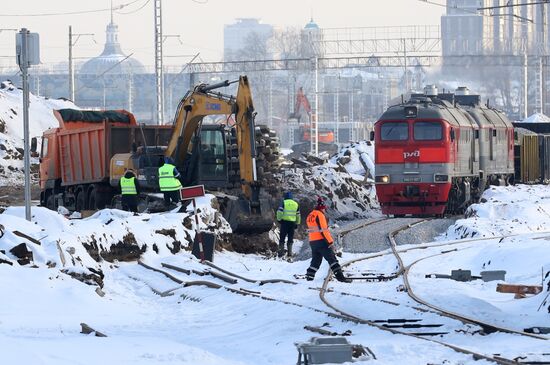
xmin=306 ymin=209 xmax=334 ymax=244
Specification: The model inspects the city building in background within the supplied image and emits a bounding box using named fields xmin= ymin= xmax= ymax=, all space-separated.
xmin=223 ymin=18 xmax=274 ymax=61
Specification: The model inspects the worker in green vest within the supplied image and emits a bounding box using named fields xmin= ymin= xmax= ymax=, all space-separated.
xmin=158 ymin=157 xmax=182 ymax=208
xmin=119 ymin=169 xmax=140 ymax=212
xmin=276 ymin=191 xmax=300 ymax=259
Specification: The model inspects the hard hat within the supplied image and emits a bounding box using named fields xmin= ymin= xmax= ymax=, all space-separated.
xmin=284 ymin=191 xmax=293 ymax=199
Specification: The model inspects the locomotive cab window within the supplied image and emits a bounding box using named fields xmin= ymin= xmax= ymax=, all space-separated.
xmin=380 ymin=122 xmax=408 ymax=141
xmin=413 ymin=121 xmax=442 ymax=140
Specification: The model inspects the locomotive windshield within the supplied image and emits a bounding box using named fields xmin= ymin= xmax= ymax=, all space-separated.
xmin=413 ymin=121 xmax=442 ymax=140
xmin=380 ymin=122 xmax=408 ymax=141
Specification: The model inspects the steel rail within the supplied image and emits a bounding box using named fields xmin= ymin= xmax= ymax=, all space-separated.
xmin=138 ymin=257 xmax=509 ymax=363
xmin=387 ymin=229 xmax=548 ymax=340
xmin=318 ymin=219 xmax=517 ymax=364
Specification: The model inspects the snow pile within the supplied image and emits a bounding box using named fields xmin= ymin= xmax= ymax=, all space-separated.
xmin=0 ymin=80 xmax=77 ymax=185
xmin=406 ymin=184 xmax=550 ymax=328
xmin=444 ymin=185 xmax=550 ymax=239
xmin=0 ymin=195 xmax=230 ymax=275
xmin=519 ymin=113 xmax=550 ymax=124
xmin=285 ymin=141 xmax=379 ymax=219
xmin=330 ymin=140 xmax=375 ymax=179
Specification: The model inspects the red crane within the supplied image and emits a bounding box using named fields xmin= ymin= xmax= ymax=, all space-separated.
xmin=289 ymin=87 xmax=335 ymax=144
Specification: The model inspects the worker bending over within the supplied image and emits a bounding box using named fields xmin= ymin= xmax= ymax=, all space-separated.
xmin=305 ymin=197 xmax=351 ymax=283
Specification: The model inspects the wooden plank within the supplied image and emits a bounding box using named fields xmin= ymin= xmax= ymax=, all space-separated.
xmin=13 ymin=231 xmax=41 ymax=245
xmin=496 ymin=283 xmax=543 ymax=295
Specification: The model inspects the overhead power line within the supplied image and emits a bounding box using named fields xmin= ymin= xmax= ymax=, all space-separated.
xmin=0 ymin=0 xmax=142 ymax=17
xmin=115 ymin=0 xmax=152 ymax=15
xmin=417 ymin=0 xmax=536 ymax=24
xmin=479 ymin=1 xmax=550 ymax=11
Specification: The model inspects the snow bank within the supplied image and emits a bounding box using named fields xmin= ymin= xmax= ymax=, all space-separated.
xmin=0 ymin=195 xmax=230 ymax=272
xmin=519 ymin=112 xmax=550 ymax=124
xmin=421 ymin=184 xmax=550 ymax=327
xmin=0 ymin=80 xmax=77 ymax=185
xmin=444 ymin=185 xmax=550 ymax=239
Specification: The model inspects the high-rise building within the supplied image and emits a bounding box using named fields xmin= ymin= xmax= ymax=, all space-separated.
xmin=441 ymin=0 xmax=491 ymax=56
xmin=223 ymin=18 xmax=273 ymax=61
xmin=441 ymin=0 xmax=548 ymax=56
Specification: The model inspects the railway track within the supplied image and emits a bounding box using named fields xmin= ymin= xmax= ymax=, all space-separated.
xmin=321 ymin=218 xmax=549 ymax=364
xmin=123 ymin=217 xmax=549 ymax=364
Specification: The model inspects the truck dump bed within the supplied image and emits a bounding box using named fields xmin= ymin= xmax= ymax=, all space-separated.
xmin=53 ymin=109 xmax=172 ymax=186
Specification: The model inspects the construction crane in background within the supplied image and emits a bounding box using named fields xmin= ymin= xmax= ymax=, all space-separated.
xmin=288 ymin=87 xmax=337 ymax=155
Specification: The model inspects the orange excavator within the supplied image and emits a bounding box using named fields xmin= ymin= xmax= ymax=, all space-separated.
xmin=288 ymin=87 xmax=338 ymax=155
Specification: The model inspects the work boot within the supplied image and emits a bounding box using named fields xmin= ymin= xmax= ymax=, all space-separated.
xmin=334 ymin=270 xmax=352 ymax=283
xmin=277 ymin=249 xmax=286 ymax=258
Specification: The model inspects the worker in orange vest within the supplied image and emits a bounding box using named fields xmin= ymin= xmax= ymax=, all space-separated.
xmin=305 ymin=197 xmax=351 ymax=283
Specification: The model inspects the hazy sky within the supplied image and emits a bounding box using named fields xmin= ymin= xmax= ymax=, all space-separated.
xmin=0 ymin=0 xmax=444 ymax=68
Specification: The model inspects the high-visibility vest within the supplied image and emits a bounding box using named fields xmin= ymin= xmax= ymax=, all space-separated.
xmin=276 ymin=199 xmax=300 ymax=223
xmin=120 ymin=176 xmax=137 ymax=195
xmin=306 ymin=209 xmax=333 ymax=244
xmin=158 ymin=164 xmax=182 ymax=192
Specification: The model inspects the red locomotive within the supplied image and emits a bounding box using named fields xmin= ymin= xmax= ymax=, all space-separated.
xmin=374 ymin=86 xmax=514 ymax=216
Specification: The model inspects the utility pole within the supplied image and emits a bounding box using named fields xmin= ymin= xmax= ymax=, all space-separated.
xmin=335 ymin=74 xmax=339 ymax=144
xmin=154 ymin=0 xmax=164 ymax=125
xmin=541 ymin=2 xmax=547 ymax=114
xmin=268 ymin=78 xmax=273 ymax=129
xmin=403 ymin=38 xmax=408 ymax=92
xmin=16 ymin=28 xmax=40 ymax=221
xmin=312 ymin=57 xmax=319 ymax=156
xmin=68 ymin=26 xmax=94 ymax=102
xmin=127 ymin=73 xmax=133 ymax=112
xmin=523 ymin=48 xmax=529 ymax=119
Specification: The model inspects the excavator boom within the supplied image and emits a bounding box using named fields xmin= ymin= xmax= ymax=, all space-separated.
xmin=165 ymin=76 xmax=273 ymax=233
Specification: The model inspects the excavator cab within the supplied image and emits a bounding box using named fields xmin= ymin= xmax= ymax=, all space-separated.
xmin=182 ymin=124 xmax=231 ymax=189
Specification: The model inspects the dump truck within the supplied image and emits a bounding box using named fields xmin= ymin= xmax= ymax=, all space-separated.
xmin=39 ymin=109 xmax=172 ymax=211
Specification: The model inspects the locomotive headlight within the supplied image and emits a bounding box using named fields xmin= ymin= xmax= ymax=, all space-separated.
xmin=376 ymin=175 xmax=390 ymax=183
xmin=434 ymin=174 xmax=449 ymax=182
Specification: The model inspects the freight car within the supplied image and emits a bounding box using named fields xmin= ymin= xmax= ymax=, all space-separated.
xmin=513 ymin=122 xmax=550 ymax=184
xmin=373 ymin=86 xmax=515 ymax=216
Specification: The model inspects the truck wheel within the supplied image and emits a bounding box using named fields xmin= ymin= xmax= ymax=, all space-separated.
xmin=88 ymin=190 xmax=98 ymax=210
xmin=88 ymin=189 xmax=106 ymax=210
xmin=76 ymin=191 xmax=87 ymax=211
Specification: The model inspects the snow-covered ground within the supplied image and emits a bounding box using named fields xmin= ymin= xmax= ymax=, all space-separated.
xmin=1 ymin=184 xmax=549 ymax=364
xmin=0 ymin=80 xmax=76 ymax=185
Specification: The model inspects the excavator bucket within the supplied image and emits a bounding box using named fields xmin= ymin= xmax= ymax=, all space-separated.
xmin=223 ymin=196 xmax=274 ymax=234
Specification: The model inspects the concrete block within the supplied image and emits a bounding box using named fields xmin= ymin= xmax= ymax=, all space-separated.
xmin=451 ymin=269 xmax=472 ymax=282
xmin=296 ymin=337 xmax=352 ymax=364
xmin=480 ymin=270 xmax=506 ymax=282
